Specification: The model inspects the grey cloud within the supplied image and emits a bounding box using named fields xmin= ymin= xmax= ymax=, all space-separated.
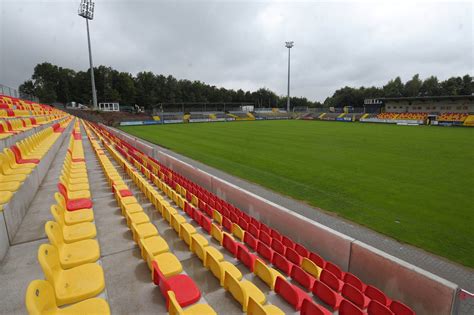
xmin=1 ymin=0 xmax=472 ymax=102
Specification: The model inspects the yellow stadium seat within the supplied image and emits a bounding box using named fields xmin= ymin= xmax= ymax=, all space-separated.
xmin=205 ymin=249 xmax=242 ymax=286
xmin=247 ymin=296 xmax=285 ymax=315
xmin=163 ymin=205 xmax=178 ymax=223
xmin=37 ymin=244 xmax=105 ymax=306
xmin=122 ymin=202 xmax=143 ymax=217
xmin=126 ymin=211 xmax=150 ymax=227
xmin=131 ymin=222 xmax=158 ymax=243
xmin=25 ymin=280 xmax=110 ymax=315
xmin=168 ymin=291 xmax=216 ymax=315
xmin=232 ymin=223 xmax=245 ymax=241
xmin=179 ymin=223 xmax=197 ymax=246
xmin=301 ymin=257 xmax=322 ymax=279
xmin=210 ymin=223 xmax=223 ymax=245
xmin=212 ymin=210 xmax=223 ymax=224
xmin=144 ymin=246 xmax=182 ymax=276
xmin=190 ymin=233 xmax=209 ymax=260
xmin=139 ymin=235 xmax=169 ymax=261
xmin=54 ymin=195 xmax=94 ymax=225
xmin=50 ymin=206 xmax=96 ymax=242
xmin=45 ymin=221 xmax=100 ymax=269
xmin=170 ymin=212 xmax=186 ymax=233
xmin=254 ymin=259 xmax=283 ymax=290
xmin=223 ymin=270 xmax=266 ymax=311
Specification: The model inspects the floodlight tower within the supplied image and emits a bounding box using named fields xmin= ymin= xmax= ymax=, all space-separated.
xmin=78 ymin=0 xmax=98 ymax=110
xmin=285 ymin=41 xmax=294 ymax=113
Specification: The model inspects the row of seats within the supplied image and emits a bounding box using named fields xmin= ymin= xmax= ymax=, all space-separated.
xmin=0 ymin=116 xmax=62 ymax=140
xmin=83 ymin=121 xmax=217 ymax=315
xmin=25 ymin=120 xmax=110 ymax=314
xmin=90 ymin=122 xmax=416 ymax=315
xmin=437 ymin=112 xmax=469 ymax=122
xmin=0 ymin=118 xmax=71 ymax=210
xmin=376 ymin=112 xmax=428 ymax=121
xmin=0 ymin=95 xmax=56 ymax=113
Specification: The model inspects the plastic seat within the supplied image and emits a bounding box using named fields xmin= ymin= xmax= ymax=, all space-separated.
xmin=167 ymin=291 xmax=217 ymax=315
xmin=325 ymin=261 xmax=345 ymax=280
xmin=253 ymin=259 xmax=283 ymax=290
xmin=309 ymin=252 xmax=326 ymax=268
xmin=365 ymin=285 xmax=392 ymax=306
xmin=232 ymin=223 xmax=245 ymax=241
xmin=320 ymin=269 xmax=344 ymax=292
xmin=223 ymin=270 xmax=266 ymax=311
xmin=257 ymin=242 xmax=274 ymax=262
xmin=237 ymin=245 xmax=258 ymax=272
xmin=244 ymin=232 xmax=259 ymax=251
xmin=51 ymin=200 xmax=94 ymax=225
xmin=126 ymin=211 xmax=150 ymax=227
xmin=300 ymin=299 xmax=332 ymax=315
xmin=37 ymin=244 xmax=105 ymax=306
xmin=286 ymin=247 xmax=303 ymax=265
xmin=312 ymin=280 xmax=343 ymax=311
xmin=272 ymin=252 xmax=294 ymax=275
xmin=210 ymin=223 xmax=223 ymax=244
xmin=179 ymin=223 xmax=197 ymax=246
xmin=45 ymin=221 xmax=100 ymax=269
xmin=205 ymin=249 xmax=242 ymax=286
xmin=339 ymin=299 xmax=366 ymax=315
xmin=291 ymin=265 xmax=316 ymax=290
xmin=248 ymin=223 xmax=260 ymax=238
xmin=25 ymin=280 xmax=110 ymax=315
xmin=170 ymin=213 xmax=187 ymax=233
xmin=222 ymin=232 xmax=241 ymax=257
xmin=131 ymin=222 xmax=158 ymax=243
xmin=190 ymin=233 xmax=209 ymax=261
xmin=139 ymin=235 xmax=169 ymax=261
xmin=368 ymin=300 xmax=394 ymax=315
xmin=247 ymin=296 xmax=285 ymax=315
xmin=271 ymin=239 xmax=286 ymax=255
xmin=390 ymin=300 xmax=415 ymax=315
xmin=145 ymin=244 xmax=182 ymax=276
xmin=342 ymin=283 xmax=370 ymax=309
xmin=301 ymin=257 xmax=322 ymax=279
xmin=344 ymin=272 xmax=367 ymax=292
xmin=153 ymin=261 xmax=201 ymax=309
xmin=274 ymin=276 xmax=311 ymax=311
xmin=258 ymin=231 xmax=272 ymax=246
xmin=200 ymin=215 xmax=212 ymax=233
xmin=58 ymin=185 xmax=93 ymax=211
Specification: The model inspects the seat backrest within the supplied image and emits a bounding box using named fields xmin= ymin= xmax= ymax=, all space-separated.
xmin=271 ymin=239 xmax=286 ymax=255
xmin=253 ymin=259 xmax=275 ymax=289
xmin=365 ymin=285 xmax=390 ymax=306
xmin=44 ymin=221 xmax=64 ymax=246
xmin=50 ymin=205 xmax=65 ymax=226
xmin=151 ymin=260 xmax=165 ymax=286
xmin=244 ymin=232 xmax=259 ymax=250
xmin=344 ymin=272 xmax=365 ymax=292
xmin=200 ymin=215 xmax=212 ymax=233
xmin=340 ymin=299 xmax=365 ymax=315
xmin=212 ymin=209 xmax=222 ymax=224
xmin=294 ymin=243 xmax=309 ymax=258
xmin=247 ymin=296 xmax=267 ymax=315
xmin=342 ymin=283 xmax=365 ymax=309
xmin=301 ymin=298 xmax=327 ymax=315
xmin=367 ymin=300 xmax=394 ymax=315
xmin=285 ymin=247 xmax=303 ymax=265
xmin=231 ymin=223 xmax=245 ymax=241
xmin=37 ymin=244 xmax=61 ymax=284
xmin=301 ymin=257 xmax=322 ymax=279
xmin=192 ymin=209 xmax=203 ymax=225
xmin=257 ymin=242 xmax=274 ymax=261
xmin=325 ymin=261 xmax=344 ymax=280
xmin=290 ymin=265 xmax=315 ymax=290
xmin=272 ymin=252 xmax=293 ymax=274
xmin=390 ymin=300 xmax=415 ymax=315
xmin=222 ymin=216 xmax=232 ymax=231
xmin=190 ymin=234 xmax=206 ymax=261
xmin=210 ymin=223 xmax=223 ymax=244
xmin=167 ymin=291 xmax=184 ymax=315
xmin=238 ymin=217 xmax=248 ymax=231
xmin=206 ymin=249 xmax=223 ymax=280
xmin=179 ymin=223 xmax=195 ymax=246
xmin=224 ymin=270 xmax=245 ymax=307
xmin=248 ymin=223 xmax=260 ymax=238
xmin=274 ymin=276 xmax=301 ymax=310
xmin=313 ymin=281 xmax=337 ymax=309
xmin=281 ymin=235 xmax=295 ymax=249
xmin=25 ymin=280 xmax=57 ymax=314
xmin=258 ymin=231 xmax=272 ymax=246
xmin=222 ymin=233 xmax=238 ymax=256
xmin=54 ymin=192 xmax=67 ymax=209
xmin=309 ymin=252 xmax=326 ymax=268
xmin=56 ymin=183 xmax=69 ymax=200
xmin=320 ymin=269 xmax=342 ymax=292
xmin=236 ymin=246 xmax=255 ymax=271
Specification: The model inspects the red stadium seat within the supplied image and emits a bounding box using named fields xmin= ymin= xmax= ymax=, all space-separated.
xmin=243 ymin=233 xmax=259 ymax=251
xmin=367 ymin=300 xmax=394 ymax=315
xmin=119 ymin=189 xmax=133 ymax=197
xmin=309 ymin=252 xmax=326 ymax=268
xmin=260 ymin=223 xmax=271 ymax=235
xmin=250 ymin=217 xmax=260 ymax=228
xmin=342 ymin=283 xmax=370 ymax=309
xmin=339 ymin=299 xmax=366 ymax=315
xmin=274 ymin=277 xmax=311 ymax=311
xmin=152 ymin=261 xmax=201 ymax=309
xmin=257 ymin=242 xmax=274 ymax=262
xmin=11 ymin=146 xmax=40 ymax=164
xmin=282 ymin=235 xmax=296 ymax=249
xmin=222 ymin=216 xmax=232 ymax=231
xmin=192 ymin=209 xmax=203 ymax=225
xmin=320 ymin=269 xmax=344 ymax=292
xmin=301 ymin=299 xmax=332 ymax=315
xmin=248 ymin=224 xmax=260 ymax=238
xmin=200 ymin=215 xmax=212 ymax=233
xmin=185 ymin=202 xmax=194 ymax=217
xmin=271 ymin=239 xmax=286 ymax=255
xmin=286 ymin=247 xmax=303 ymax=265
xmin=312 ymin=281 xmax=343 ymax=310
xmin=236 ymin=246 xmax=258 ymax=272
xmin=238 ymin=218 xmax=248 ymax=231
xmin=365 ymin=285 xmax=392 ymax=306
xmin=272 ymin=252 xmax=294 ymax=275
xmin=344 ymin=272 xmax=367 ymax=292
xmin=290 ymin=265 xmax=316 ymax=290
xmin=325 ymin=261 xmax=345 ymax=280
xmin=390 ymin=300 xmax=415 ymax=315
xmin=270 ymin=229 xmax=283 ymax=242
xmin=258 ymin=231 xmax=272 ymax=246
xmin=294 ymin=243 xmax=309 ymax=258
xmin=223 ymin=233 xmax=240 ymax=257
xmin=57 ymin=183 xmax=93 ymax=211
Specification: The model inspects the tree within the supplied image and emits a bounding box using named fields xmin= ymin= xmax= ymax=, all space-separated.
xmin=460 ymin=75 xmax=473 ymax=95
xmin=420 ymin=76 xmax=441 ymax=96
xmin=404 ymin=74 xmax=422 ymax=97
xmin=19 ymin=80 xmax=35 ymax=98
xmin=383 ymin=77 xmax=404 ymax=97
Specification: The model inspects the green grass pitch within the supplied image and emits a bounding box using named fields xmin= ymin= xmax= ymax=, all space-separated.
xmin=119 ymin=120 xmax=474 ymax=267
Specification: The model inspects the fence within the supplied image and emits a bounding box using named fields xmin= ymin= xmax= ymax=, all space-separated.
xmin=0 ymin=84 xmax=38 ymax=102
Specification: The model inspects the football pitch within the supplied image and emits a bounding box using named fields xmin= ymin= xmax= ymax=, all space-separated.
xmin=119 ymin=120 xmax=474 ymax=267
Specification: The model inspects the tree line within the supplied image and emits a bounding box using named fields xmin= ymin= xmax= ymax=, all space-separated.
xmin=19 ymin=62 xmax=472 ymax=109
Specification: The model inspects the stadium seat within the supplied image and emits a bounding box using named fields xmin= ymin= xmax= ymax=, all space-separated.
xmin=52 ymin=198 xmax=94 ymax=225
xmin=247 ymin=296 xmax=285 ymax=315
xmin=365 ymin=285 xmax=392 ymax=306
xmin=320 ymin=269 xmax=344 ymax=292
xmin=25 ymin=280 xmax=110 ymax=315
xmin=258 ymin=231 xmax=272 ymax=246
xmin=274 ymin=276 xmax=311 ymax=311
xmin=271 ymin=239 xmax=286 ymax=255
xmin=390 ymin=300 xmax=415 ymax=315
xmin=339 ymin=299 xmax=366 ymax=315
xmin=300 ymin=299 xmax=332 ymax=315
xmin=341 ymin=283 xmax=370 ymax=309
xmin=309 ymin=252 xmax=326 ymax=268
xmin=272 ymin=252 xmax=294 ymax=275
xmin=179 ymin=223 xmax=197 ymax=246
xmin=37 ymin=244 xmax=105 ymax=306
xmin=223 ymin=270 xmax=266 ymax=312
xmin=167 ymin=291 xmax=217 ymax=315
xmin=139 ymin=235 xmax=169 ymax=261
xmin=344 ymin=272 xmax=367 ymax=292
xmin=190 ymin=233 xmax=209 ymax=260
xmin=144 ymin=243 xmax=182 ymax=276
xmin=131 ymin=222 xmax=158 ymax=243
xmin=312 ymin=280 xmax=343 ymax=311
xmin=152 ymin=261 xmax=201 ymax=309
xmin=248 ymin=223 xmax=260 ymax=238
xmin=301 ymin=257 xmax=322 ymax=279
xmin=205 ymin=248 xmax=242 ymax=286
xmin=367 ymin=300 xmax=394 ymax=315
xmin=222 ymin=232 xmax=240 ymax=257
xmin=232 ymin=223 xmax=245 ymax=241
xmin=291 ymin=265 xmax=316 ymax=290
xmin=236 ymin=245 xmax=258 ymax=272
xmin=286 ymin=247 xmax=303 ymax=265
xmin=253 ymin=259 xmax=282 ymax=290
xmin=244 ymin=232 xmax=259 ymax=251
xmin=44 ymin=221 xmax=99 ymax=269
xmin=210 ymin=223 xmax=223 ymax=244
xmin=57 ymin=184 xmax=93 ymax=211
xmin=325 ymin=261 xmax=345 ymax=280
xmin=257 ymin=242 xmax=274 ymax=262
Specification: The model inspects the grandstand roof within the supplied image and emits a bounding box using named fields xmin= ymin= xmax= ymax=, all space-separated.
xmin=380 ymin=95 xmax=474 ymax=102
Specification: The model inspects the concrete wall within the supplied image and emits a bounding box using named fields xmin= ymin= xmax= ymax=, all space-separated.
xmin=107 ymin=126 xmax=460 ymax=315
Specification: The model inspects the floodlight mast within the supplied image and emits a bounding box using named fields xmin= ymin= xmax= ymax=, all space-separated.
xmin=285 ymin=41 xmax=294 ymax=113
xmin=78 ymin=0 xmax=98 ymax=110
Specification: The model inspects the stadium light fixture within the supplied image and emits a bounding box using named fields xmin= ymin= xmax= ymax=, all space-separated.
xmin=285 ymin=41 xmax=294 ymax=113
xmin=78 ymin=0 xmax=98 ymax=110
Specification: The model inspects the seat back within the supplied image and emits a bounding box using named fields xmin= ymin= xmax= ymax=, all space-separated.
xmin=340 ymin=299 xmax=365 ymax=315
xmin=44 ymin=221 xmax=64 ymax=247
xmin=247 ymin=296 xmax=268 ymax=315
xmin=223 ymin=270 xmax=245 ymax=307
xmin=365 ymin=285 xmax=390 ymax=306
xmin=167 ymin=291 xmax=184 ymax=315
xmin=244 ymin=232 xmax=259 ymax=251
xmin=236 ymin=246 xmax=256 ymax=271
xmin=271 ymin=239 xmax=286 ymax=255
xmin=54 ymin=192 xmax=67 ymax=209
xmin=258 ymin=231 xmax=271 ymax=246
xmin=285 ymin=247 xmax=302 ymax=265
xmin=272 ymin=252 xmax=293 ymax=274
xmin=231 ymin=223 xmax=245 ymax=241
xmin=205 ymin=246 xmax=223 ymax=280
xmin=320 ymin=269 xmax=342 ymax=292
xmin=169 ymin=212 xmax=182 ymax=233
xmin=294 ymin=243 xmax=309 ymax=258
xmin=37 ymin=244 xmax=61 ymax=284
xmin=309 ymin=252 xmax=326 ymax=268
xmin=248 ymin=223 xmax=260 ymax=238
xmin=50 ymin=204 xmax=65 ymax=226
xmin=301 ymin=257 xmax=322 ymax=279
xmin=313 ymin=281 xmax=337 ymax=309
xmin=367 ymin=300 xmax=394 ymax=315
xmin=25 ymin=280 xmax=57 ymax=314
xmin=200 ymin=215 xmax=212 ymax=233
xmin=190 ymin=234 xmax=207 ymax=261
xmin=210 ymin=223 xmax=223 ymax=244
xmin=179 ymin=223 xmax=195 ymax=246
xmin=290 ymin=265 xmax=315 ymax=290
xmin=301 ymin=299 xmax=327 ymax=315
xmin=344 ymin=272 xmax=365 ymax=292
xmin=253 ymin=259 xmax=277 ymax=290
xmin=342 ymin=283 xmax=366 ymax=309
xmin=325 ymin=261 xmax=344 ymax=279
xmin=274 ymin=276 xmax=302 ymax=310
xmin=222 ymin=233 xmax=238 ymax=256
xmin=390 ymin=300 xmax=415 ymax=315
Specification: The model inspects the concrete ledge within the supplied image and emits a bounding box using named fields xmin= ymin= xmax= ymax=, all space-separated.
xmin=349 ymin=241 xmax=458 ymax=315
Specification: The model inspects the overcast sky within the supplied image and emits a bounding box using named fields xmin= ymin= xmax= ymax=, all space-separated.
xmin=0 ymin=0 xmax=472 ymax=101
